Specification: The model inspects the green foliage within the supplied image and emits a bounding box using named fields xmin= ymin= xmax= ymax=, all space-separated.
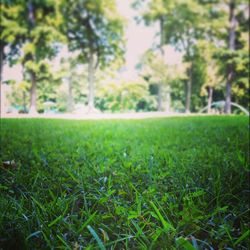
xmin=205 ymin=0 xmax=249 ymax=108
xmin=139 ymin=49 xmax=188 ymax=111
xmin=6 ymin=62 xmax=63 ymax=113
xmin=133 ymin=0 xmax=249 ymax=112
xmin=136 ymin=0 xmax=206 ymax=53
xmin=1 ymin=0 xmax=63 ymax=66
xmin=97 ymin=78 xmax=155 ymax=112
xmin=0 ymin=2 xmax=26 ymax=64
xmin=19 ymin=0 xmax=63 ymax=65
xmin=56 ymin=56 xmax=89 ymax=110
xmin=1 ymin=0 xmax=64 ymax=112
xmin=190 ymin=41 xmax=224 ymax=111
xmin=2 ymin=0 xmax=249 ymax=112
xmin=0 ymin=117 xmax=249 ymax=249
xmin=139 ymin=49 xmax=187 ymax=87
xmin=62 ymin=0 xmax=125 ymax=67
xmin=60 ymin=0 xmax=125 ymax=110
xmin=7 ymin=80 xmax=30 ymax=112
xmin=36 ymin=65 xmax=62 ymax=112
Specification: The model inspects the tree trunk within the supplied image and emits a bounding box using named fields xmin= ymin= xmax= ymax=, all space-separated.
xmin=225 ymin=70 xmax=233 ymax=114
xmin=207 ymin=86 xmax=213 ymax=114
xmin=0 ymin=45 xmax=3 ymax=115
xmin=165 ymin=86 xmax=171 ymax=113
xmin=158 ymin=17 xmax=164 ymax=112
xmin=160 ymin=17 xmax=165 ymax=54
xmin=0 ymin=44 xmax=3 ymax=86
xmin=29 ymin=71 xmax=37 ymax=114
xmin=87 ymin=51 xmax=95 ymax=113
xmin=120 ymin=92 xmax=123 ymax=112
xmin=28 ymin=0 xmax=37 ymax=114
xmin=21 ymin=63 xmax=27 ymax=112
xmin=185 ymin=66 xmax=192 ymax=113
xmin=28 ymin=0 xmax=35 ymax=26
xmin=184 ymin=40 xmax=193 ymax=113
xmin=67 ymin=77 xmax=74 ymax=113
xmin=225 ymin=0 xmax=236 ymax=114
xmin=22 ymin=91 xmax=27 ymax=112
xmin=157 ymin=84 xmax=163 ymax=111
xmin=159 ymin=16 xmax=172 ymax=112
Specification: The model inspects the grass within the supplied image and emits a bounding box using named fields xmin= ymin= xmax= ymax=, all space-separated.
xmin=0 ymin=116 xmax=249 ymax=249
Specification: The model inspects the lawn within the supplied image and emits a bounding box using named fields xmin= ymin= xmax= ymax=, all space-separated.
xmin=0 ymin=116 xmax=249 ymax=249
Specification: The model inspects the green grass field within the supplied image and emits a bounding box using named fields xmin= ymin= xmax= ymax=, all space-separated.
xmin=0 ymin=116 xmax=249 ymax=249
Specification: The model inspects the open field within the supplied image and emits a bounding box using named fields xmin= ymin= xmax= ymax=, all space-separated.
xmin=1 ymin=112 xmax=213 ymax=120
xmin=0 ymin=116 xmax=249 ymax=249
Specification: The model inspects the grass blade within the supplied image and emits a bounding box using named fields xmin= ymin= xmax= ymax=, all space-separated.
xmin=87 ymin=225 xmax=106 ymax=250
xmin=57 ymin=234 xmax=71 ymax=249
xmin=26 ymin=230 xmax=42 ymax=240
xmin=150 ymin=201 xmax=175 ymax=232
xmin=176 ymin=237 xmax=197 ymax=250
xmin=31 ymin=196 xmax=46 ymax=212
xmin=235 ymin=230 xmax=249 ymax=245
xmin=77 ymin=212 xmax=97 ymax=234
xmin=48 ymin=215 xmax=62 ymax=227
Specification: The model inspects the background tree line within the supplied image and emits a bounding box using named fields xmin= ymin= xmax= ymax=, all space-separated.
xmin=1 ymin=0 xmax=249 ymax=114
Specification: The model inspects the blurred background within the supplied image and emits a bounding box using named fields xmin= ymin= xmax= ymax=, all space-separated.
xmin=0 ymin=0 xmax=249 ymax=116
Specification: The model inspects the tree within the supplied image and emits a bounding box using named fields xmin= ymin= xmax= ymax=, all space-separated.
xmin=195 ymin=41 xmax=224 ymax=113
xmin=3 ymin=0 xmax=63 ymax=114
xmin=163 ymin=0 xmax=207 ymax=113
xmin=134 ymin=0 xmax=207 ymax=113
xmin=133 ymin=0 xmax=171 ymax=111
xmin=224 ymin=0 xmax=236 ymax=113
xmin=25 ymin=0 xmax=62 ymax=114
xmin=8 ymin=60 xmax=62 ymax=113
xmin=62 ymin=0 xmax=124 ymax=113
xmin=8 ymin=80 xmax=29 ymax=112
xmin=59 ymin=55 xmax=89 ymax=113
xmin=201 ymin=0 xmax=249 ymax=113
xmin=231 ymin=30 xmax=249 ymax=109
xmin=0 ymin=1 xmax=26 ymax=86
xmin=60 ymin=57 xmax=77 ymax=113
xmin=139 ymin=49 xmax=187 ymax=112
xmin=98 ymin=77 xmax=151 ymax=112
xmin=36 ymin=63 xmax=62 ymax=112
xmin=225 ymin=0 xmax=249 ymax=113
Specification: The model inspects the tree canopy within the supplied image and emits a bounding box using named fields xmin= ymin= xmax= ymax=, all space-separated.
xmin=1 ymin=0 xmax=249 ymax=114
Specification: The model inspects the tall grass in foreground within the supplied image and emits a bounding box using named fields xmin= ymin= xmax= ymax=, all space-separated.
xmin=0 ymin=116 xmax=249 ymax=249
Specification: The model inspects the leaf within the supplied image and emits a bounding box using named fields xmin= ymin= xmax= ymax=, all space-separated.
xmin=31 ymin=197 xmax=46 ymax=212
xmin=77 ymin=212 xmax=97 ymax=234
xmin=48 ymin=215 xmax=62 ymax=227
xmin=87 ymin=225 xmax=106 ymax=250
xmin=176 ymin=237 xmax=197 ymax=250
xmin=99 ymin=228 xmax=109 ymax=243
xmin=188 ymin=190 xmax=206 ymax=198
xmin=26 ymin=231 xmax=42 ymax=240
xmin=128 ymin=211 xmax=138 ymax=220
xmin=57 ymin=234 xmax=71 ymax=249
xmin=65 ymin=169 xmax=80 ymax=184
xmin=150 ymin=201 xmax=175 ymax=232
xmin=0 ymin=184 xmax=8 ymax=190
xmin=131 ymin=220 xmax=150 ymax=244
xmin=152 ymin=228 xmax=162 ymax=242
xmin=235 ymin=230 xmax=249 ymax=245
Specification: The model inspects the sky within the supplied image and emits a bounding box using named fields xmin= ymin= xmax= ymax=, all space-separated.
xmin=116 ymin=0 xmax=183 ymax=75
xmin=116 ymin=0 xmax=158 ymax=73
xmin=3 ymin=0 xmax=182 ymax=82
